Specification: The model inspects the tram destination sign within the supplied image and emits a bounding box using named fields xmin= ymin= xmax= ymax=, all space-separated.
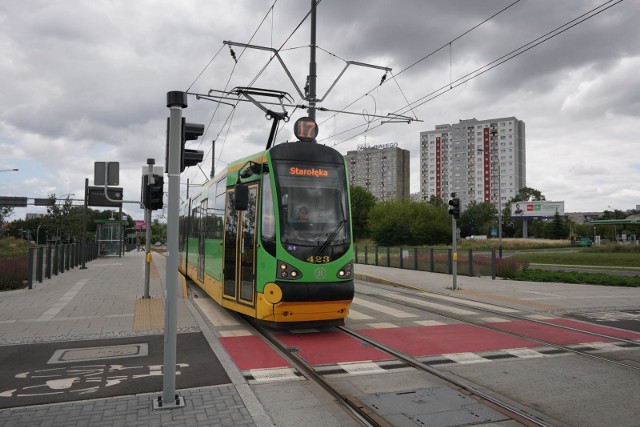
xmin=88 ymin=186 xmax=123 ymax=207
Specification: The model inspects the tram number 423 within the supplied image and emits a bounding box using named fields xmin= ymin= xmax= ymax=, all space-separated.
xmin=307 ymin=255 xmax=330 ymax=263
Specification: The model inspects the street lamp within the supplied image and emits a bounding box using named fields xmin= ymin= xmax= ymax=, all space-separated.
xmin=0 ymin=168 xmax=19 ymax=173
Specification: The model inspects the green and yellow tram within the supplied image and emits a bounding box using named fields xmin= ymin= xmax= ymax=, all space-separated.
xmin=179 ymin=139 xmax=354 ymax=327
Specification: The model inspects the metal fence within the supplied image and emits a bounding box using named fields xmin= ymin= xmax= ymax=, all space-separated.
xmin=26 ymin=243 xmax=99 ymax=289
xmin=355 ymin=245 xmax=497 ymax=279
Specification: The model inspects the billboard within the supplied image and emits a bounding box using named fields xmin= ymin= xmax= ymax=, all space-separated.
xmin=511 ymin=201 xmax=564 ymax=219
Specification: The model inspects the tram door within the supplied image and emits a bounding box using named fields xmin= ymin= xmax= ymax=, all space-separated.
xmin=197 ymin=199 xmax=206 ymax=283
xmin=223 ymin=185 xmax=258 ymax=305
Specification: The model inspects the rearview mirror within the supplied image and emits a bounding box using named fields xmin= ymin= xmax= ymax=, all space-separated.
xmin=235 ymin=184 xmax=248 ymax=211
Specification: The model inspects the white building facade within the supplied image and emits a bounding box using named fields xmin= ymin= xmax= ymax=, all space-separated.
xmin=419 ymin=117 xmax=526 ymax=210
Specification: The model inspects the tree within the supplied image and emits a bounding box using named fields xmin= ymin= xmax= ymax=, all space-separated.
xmin=546 ymin=211 xmax=569 ymax=239
xmin=0 ymin=206 xmax=14 ymax=224
xmin=151 ymin=219 xmax=166 ymax=244
xmin=0 ymin=206 xmax=14 ymax=237
xmin=458 ymin=201 xmax=497 ymax=238
xmin=427 ymin=195 xmax=446 ymax=208
xmin=350 ymin=186 xmax=377 ymax=240
xmin=368 ymin=199 xmax=450 ymax=246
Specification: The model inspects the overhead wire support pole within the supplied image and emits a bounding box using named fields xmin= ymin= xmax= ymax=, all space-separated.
xmin=318 ymin=61 xmax=392 ymax=103
xmin=308 ymin=0 xmax=317 ymax=121
xmin=223 ymin=40 xmax=305 ymax=100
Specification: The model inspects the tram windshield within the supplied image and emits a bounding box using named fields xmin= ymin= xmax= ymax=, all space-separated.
xmin=274 ymin=161 xmax=350 ymax=262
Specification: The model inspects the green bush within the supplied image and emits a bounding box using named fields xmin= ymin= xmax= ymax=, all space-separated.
xmin=496 ymin=257 xmax=529 ymax=278
xmin=0 ymin=256 xmax=28 ymax=290
xmin=368 ymin=200 xmax=450 ymax=246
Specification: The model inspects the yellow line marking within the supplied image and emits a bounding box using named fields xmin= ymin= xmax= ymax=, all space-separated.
xmin=133 ymin=298 xmax=164 ymax=330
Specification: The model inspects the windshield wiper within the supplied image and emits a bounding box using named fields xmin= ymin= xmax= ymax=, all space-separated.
xmin=314 ymin=219 xmax=347 ymax=256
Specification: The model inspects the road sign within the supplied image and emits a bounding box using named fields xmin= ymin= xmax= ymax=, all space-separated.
xmin=0 ymin=196 xmax=27 ymax=207
xmin=87 ymin=187 xmax=123 ymax=207
xmin=34 ymin=198 xmax=54 ymax=206
xmin=94 ymin=162 xmax=120 ymax=186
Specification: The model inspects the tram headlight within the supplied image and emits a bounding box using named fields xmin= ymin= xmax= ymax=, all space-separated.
xmin=336 ymin=261 xmax=353 ymax=279
xmin=277 ymin=260 xmax=302 ymax=280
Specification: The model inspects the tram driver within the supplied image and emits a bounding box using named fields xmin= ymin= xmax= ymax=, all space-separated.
xmin=293 ymin=206 xmax=313 ymax=234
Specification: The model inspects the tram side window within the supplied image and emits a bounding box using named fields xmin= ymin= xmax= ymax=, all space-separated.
xmin=179 ymin=205 xmax=189 ymax=251
xmin=261 ymin=173 xmax=276 ymax=256
xmin=190 ymin=207 xmax=199 ymax=239
xmin=205 ymin=177 xmax=226 ymax=240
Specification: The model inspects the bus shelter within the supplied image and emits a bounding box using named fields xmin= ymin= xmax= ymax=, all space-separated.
xmin=95 ymin=219 xmax=126 ymax=257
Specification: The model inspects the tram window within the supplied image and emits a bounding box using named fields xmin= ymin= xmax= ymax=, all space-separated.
xmin=261 ymin=174 xmax=276 ymax=242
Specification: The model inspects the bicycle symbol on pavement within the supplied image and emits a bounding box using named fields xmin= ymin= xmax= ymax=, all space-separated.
xmin=0 ymin=363 xmax=189 ymax=398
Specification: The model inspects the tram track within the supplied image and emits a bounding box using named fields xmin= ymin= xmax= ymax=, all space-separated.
xmin=187 ymin=282 xmax=387 ymax=426
xmin=355 ymin=281 xmax=640 ymax=372
xmin=188 ymin=279 xmax=639 ymax=426
xmin=188 ymin=280 xmax=566 ymax=425
xmin=242 ymin=317 xmax=555 ymax=427
xmin=247 ymin=318 xmax=392 ymax=427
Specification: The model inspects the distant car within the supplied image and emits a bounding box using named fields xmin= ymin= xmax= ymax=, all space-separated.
xmin=571 ymin=236 xmax=592 ymax=247
xmin=154 ymin=242 xmax=162 ymax=246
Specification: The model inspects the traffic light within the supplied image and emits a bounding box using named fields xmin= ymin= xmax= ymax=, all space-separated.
xmin=165 ymin=118 xmax=205 ymax=173
xmin=143 ymin=174 xmax=164 ymax=211
xmin=448 ymin=197 xmax=460 ymax=219
xmin=181 ymin=118 xmax=204 ymax=172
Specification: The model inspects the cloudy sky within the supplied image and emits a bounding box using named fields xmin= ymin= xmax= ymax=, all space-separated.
xmin=1 ymin=0 xmax=638 ymax=221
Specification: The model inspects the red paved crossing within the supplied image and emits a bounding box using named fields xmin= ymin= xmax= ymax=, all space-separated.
xmin=276 ymin=331 xmax=391 ymax=365
xmin=219 ymin=335 xmax=289 ymax=370
xmin=219 ymin=320 xmax=640 ymax=371
xmin=359 ymin=324 xmax=538 ymax=357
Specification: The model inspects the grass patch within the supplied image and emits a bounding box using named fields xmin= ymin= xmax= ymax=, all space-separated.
xmin=512 ymin=252 xmax=640 ymax=268
xmin=458 ymin=238 xmax=572 ymax=251
xmin=0 ymin=237 xmax=30 ymax=257
xmin=514 ymin=269 xmax=640 ymax=287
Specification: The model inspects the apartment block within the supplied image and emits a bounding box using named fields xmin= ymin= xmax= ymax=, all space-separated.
xmin=419 ymin=117 xmax=526 ymax=210
xmin=345 ymin=143 xmax=410 ymax=201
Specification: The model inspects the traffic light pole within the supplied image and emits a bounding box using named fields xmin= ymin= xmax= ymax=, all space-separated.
xmin=143 ymin=159 xmax=154 ymax=299
xmin=451 ymin=216 xmax=458 ymax=291
xmin=154 ymin=91 xmax=187 ymax=410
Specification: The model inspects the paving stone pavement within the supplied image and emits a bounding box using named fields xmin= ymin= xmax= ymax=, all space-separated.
xmin=0 ymin=251 xmax=267 ymax=427
xmin=0 ymin=385 xmax=254 ymax=427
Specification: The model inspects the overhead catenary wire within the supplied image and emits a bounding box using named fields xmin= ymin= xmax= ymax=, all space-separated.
xmin=318 ymin=0 xmax=522 ymax=129
xmin=325 ymin=0 xmax=623 ymax=147
xmin=181 ymin=1 xmax=280 ymax=190
xmin=183 ymin=1 xmax=323 ymax=190
xmin=397 ymin=0 xmax=624 ymax=115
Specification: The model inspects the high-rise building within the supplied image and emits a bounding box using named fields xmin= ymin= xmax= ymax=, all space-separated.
xmin=419 ymin=117 xmax=526 ymax=210
xmin=345 ymin=143 xmax=410 ymax=201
